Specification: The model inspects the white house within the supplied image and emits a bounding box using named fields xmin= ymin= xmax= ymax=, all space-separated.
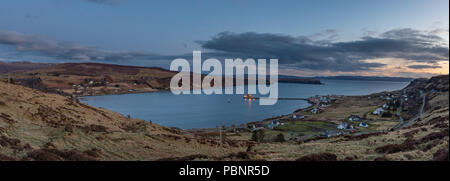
xmin=337 ymin=122 xmax=348 ymax=130
xmin=310 ymin=108 xmax=322 ymax=114
xmin=292 ymin=114 xmax=305 ymax=120
xmin=266 ymin=120 xmax=280 ymax=129
xmin=359 ymin=122 xmax=369 ymax=127
xmin=372 ymin=107 xmax=385 ymax=115
xmin=348 ymin=115 xmax=361 ymax=122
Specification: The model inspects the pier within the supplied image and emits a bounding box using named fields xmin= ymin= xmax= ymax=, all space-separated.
xmin=243 ymin=95 xmax=312 ymax=103
xmin=245 ymin=97 xmax=310 ymax=101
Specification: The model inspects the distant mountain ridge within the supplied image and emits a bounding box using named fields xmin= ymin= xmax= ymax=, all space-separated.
xmin=278 ymin=75 xmax=414 ymax=82
xmin=314 ymin=76 xmax=414 ymax=82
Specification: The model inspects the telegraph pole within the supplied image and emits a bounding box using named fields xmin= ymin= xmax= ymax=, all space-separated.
xmin=7 ymin=72 xmax=10 ymax=88
xmin=219 ymin=125 xmax=222 ymax=145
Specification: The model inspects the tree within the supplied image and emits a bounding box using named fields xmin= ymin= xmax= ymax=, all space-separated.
xmin=381 ymin=111 xmax=393 ymax=117
xmin=251 ymin=130 xmax=265 ymax=142
xmin=274 ymin=133 xmax=286 ymax=142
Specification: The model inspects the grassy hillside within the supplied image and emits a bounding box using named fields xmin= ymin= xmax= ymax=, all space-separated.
xmin=0 ymin=62 xmax=323 ymax=96
xmin=1 ymin=63 xmax=177 ymax=96
xmin=0 ymin=61 xmax=52 ymax=74
xmin=249 ymin=75 xmax=448 ymax=161
xmin=0 ymin=81 xmax=248 ymax=161
xmin=187 ymin=75 xmax=449 ymax=161
xmin=0 ymin=72 xmax=447 ymax=161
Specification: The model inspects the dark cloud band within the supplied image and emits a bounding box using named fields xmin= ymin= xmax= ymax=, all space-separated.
xmin=0 ymin=28 xmax=448 ymax=73
xmin=408 ymin=64 xmax=442 ymax=69
xmin=198 ymin=28 xmax=448 ymax=72
xmin=0 ymin=30 xmax=162 ymax=61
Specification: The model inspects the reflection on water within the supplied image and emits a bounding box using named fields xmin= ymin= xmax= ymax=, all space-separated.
xmin=80 ymin=79 xmax=409 ymax=129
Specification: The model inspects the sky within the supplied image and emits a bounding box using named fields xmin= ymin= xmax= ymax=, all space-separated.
xmin=0 ymin=0 xmax=448 ymax=78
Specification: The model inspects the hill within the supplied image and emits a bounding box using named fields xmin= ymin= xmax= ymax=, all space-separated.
xmin=0 ymin=61 xmax=52 ymax=74
xmin=1 ymin=62 xmax=323 ymax=96
xmin=316 ymin=75 xmax=413 ymax=82
xmin=1 ymin=62 xmax=178 ymax=96
xmin=0 ymin=81 xmax=248 ymax=161
xmin=248 ymin=75 xmax=448 ymax=161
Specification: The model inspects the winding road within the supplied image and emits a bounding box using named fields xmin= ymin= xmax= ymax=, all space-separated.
xmin=395 ymin=90 xmax=425 ymax=129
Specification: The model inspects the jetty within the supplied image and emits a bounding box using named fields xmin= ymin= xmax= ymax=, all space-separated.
xmin=243 ymin=94 xmax=312 ymax=104
xmin=244 ymin=97 xmax=310 ymax=101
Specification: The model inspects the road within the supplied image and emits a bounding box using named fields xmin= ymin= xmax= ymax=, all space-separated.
xmin=395 ymin=90 xmax=425 ymax=129
xmin=395 ymin=94 xmax=405 ymax=127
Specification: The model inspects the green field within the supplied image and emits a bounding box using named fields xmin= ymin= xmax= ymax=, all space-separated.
xmin=276 ymin=121 xmax=337 ymax=135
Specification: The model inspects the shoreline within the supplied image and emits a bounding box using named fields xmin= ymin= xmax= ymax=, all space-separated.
xmin=74 ymin=80 xmax=325 ymax=98
xmin=79 ymin=87 xmax=408 ymax=131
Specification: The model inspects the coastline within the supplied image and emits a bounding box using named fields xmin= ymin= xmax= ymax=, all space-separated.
xmin=79 ymin=86 xmax=408 ymax=131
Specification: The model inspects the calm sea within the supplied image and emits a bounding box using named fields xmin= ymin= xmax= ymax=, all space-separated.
xmin=80 ymin=79 xmax=409 ymax=129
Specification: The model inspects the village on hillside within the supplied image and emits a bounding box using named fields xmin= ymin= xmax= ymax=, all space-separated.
xmin=203 ymin=90 xmax=418 ymax=144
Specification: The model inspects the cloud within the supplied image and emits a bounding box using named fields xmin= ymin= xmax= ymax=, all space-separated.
xmin=85 ymin=0 xmax=127 ymax=5
xmin=1 ymin=28 xmax=448 ymax=76
xmin=407 ymin=64 xmax=442 ymax=69
xmin=0 ymin=30 xmax=161 ymax=61
xmin=198 ymin=28 xmax=449 ymax=72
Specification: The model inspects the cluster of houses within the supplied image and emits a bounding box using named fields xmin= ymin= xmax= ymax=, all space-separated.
xmin=70 ymin=79 xmax=110 ymax=95
xmin=70 ymin=78 xmax=144 ymax=95
xmin=320 ymin=130 xmax=341 ymax=138
xmin=347 ymin=115 xmax=369 ymax=127
xmin=309 ymin=95 xmax=337 ymax=105
xmin=402 ymin=93 xmax=408 ymax=102
xmin=372 ymin=107 xmax=385 ymax=115
xmin=307 ymin=95 xmax=339 ymax=114
xmin=266 ymin=120 xmax=285 ymax=129
xmin=323 ymin=122 xmax=368 ymax=138
xmin=380 ymin=93 xmax=396 ymax=101
xmin=371 ymin=92 xmax=407 ymax=116
xmin=338 ymin=115 xmax=370 ymax=130
xmin=72 ymin=84 xmax=88 ymax=95
xmin=247 ymin=113 xmax=307 ymax=131
xmin=322 ymin=114 xmax=370 ymax=138
xmin=292 ymin=113 xmax=305 ymax=120
xmin=310 ymin=107 xmax=323 ymax=114
xmin=249 ymin=120 xmax=286 ymax=131
xmin=384 ymin=93 xmax=405 ymax=107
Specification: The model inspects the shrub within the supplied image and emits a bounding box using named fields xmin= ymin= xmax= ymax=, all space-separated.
xmin=296 ymin=153 xmax=337 ymax=161
xmin=432 ymin=149 xmax=449 ymax=161
xmin=26 ymin=149 xmax=64 ymax=161
xmin=83 ymin=148 xmax=101 ymax=158
xmin=274 ymin=133 xmax=286 ymax=142
xmin=251 ymin=130 xmax=265 ymax=143
xmin=375 ymin=138 xmax=419 ymax=154
xmin=403 ymin=129 xmax=419 ymax=138
xmin=0 ymin=153 xmax=15 ymax=161
xmin=25 ymin=149 xmax=98 ymax=161
xmin=421 ymin=129 xmax=449 ymax=143
xmin=374 ymin=156 xmax=390 ymax=161
xmin=381 ymin=111 xmax=393 ymax=117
